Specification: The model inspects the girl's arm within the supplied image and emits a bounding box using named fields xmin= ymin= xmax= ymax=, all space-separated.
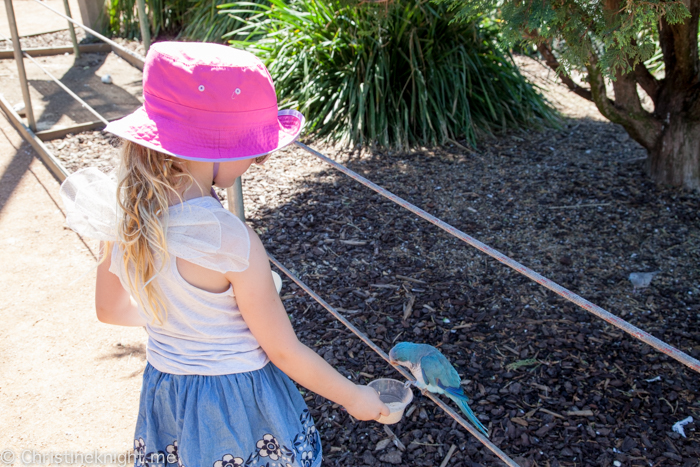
xmin=227 ymin=228 xmax=389 ymax=422
xmin=95 ymin=242 xmax=147 ymax=327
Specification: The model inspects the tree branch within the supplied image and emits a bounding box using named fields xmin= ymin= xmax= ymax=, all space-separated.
xmin=535 ymin=42 xmax=593 ymax=101
xmin=629 ymin=39 xmax=660 ymax=105
xmin=612 ymin=69 xmax=644 ymax=114
xmin=586 ymin=56 xmax=620 ymax=120
xmin=633 ymin=62 xmax=660 ymax=105
xmin=587 ymin=54 xmax=662 ymax=151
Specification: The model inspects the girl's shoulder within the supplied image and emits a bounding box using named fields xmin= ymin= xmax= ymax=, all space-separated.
xmin=167 ymin=196 xmax=251 ymax=274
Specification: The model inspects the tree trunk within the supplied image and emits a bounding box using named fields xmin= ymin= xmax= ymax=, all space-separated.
xmin=587 ymin=63 xmax=700 ymax=191
xmin=648 ymin=0 xmax=700 ymax=190
xmin=534 ymin=2 xmax=700 ymax=191
xmin=650 ymin=115 xmax=700 ymax=189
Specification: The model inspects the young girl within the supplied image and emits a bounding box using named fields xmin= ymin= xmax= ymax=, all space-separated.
xmin=60 ymin=42 xmax=388 ymax=467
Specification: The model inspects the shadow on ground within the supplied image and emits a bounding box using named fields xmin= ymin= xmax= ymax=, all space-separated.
xmin=28 ymin=52 xmax=142 ymax=129
xmin=0 ymin=125 xmax=34 ymax=212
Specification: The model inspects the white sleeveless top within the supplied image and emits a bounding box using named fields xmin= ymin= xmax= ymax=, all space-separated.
xmin=60 ymin=168 xmax=269 ymax=375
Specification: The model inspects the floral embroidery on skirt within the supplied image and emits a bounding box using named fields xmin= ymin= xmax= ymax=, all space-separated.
xmin=211 ymin=410 xmax=320 ymax=467
xmin=134 ymin=363 xmax=322 ymax=467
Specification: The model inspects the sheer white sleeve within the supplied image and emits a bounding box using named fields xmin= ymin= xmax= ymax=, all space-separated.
xmin=59 ymin=168 xmax=118 ymax=241
xmin=60 ymin=168 xmax=250 ymax=274
xmin=167 ymin=200 xmax=250 ymax=273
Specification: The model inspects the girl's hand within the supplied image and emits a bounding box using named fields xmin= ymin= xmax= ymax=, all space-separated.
xmin=344 ymin=385 xmax=391 ymax=421
xmin=230 ymin=229 xmax=390 ymax=420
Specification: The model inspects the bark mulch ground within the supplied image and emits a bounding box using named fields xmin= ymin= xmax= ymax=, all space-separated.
xmin=240 ymin=128 xmax=699 ymax=467
xmin=33 ymin=36 xmax=699 ymax=466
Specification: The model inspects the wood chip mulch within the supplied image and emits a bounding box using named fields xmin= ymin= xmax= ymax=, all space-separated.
xmin=42 ymin=52 xmax=699 ymax=467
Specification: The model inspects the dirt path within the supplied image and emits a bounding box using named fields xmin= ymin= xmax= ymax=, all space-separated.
xmin=0 ymin=116 xmax=146 ymax=463
xmin=0 ymin=0 xmax=82 ymax=38
xmin=0 ymin=7 xmax=148 ymax=462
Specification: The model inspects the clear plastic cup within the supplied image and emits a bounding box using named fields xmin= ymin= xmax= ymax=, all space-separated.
xmin=272 ymin=271 xmax=282 ymax=294
xmin=368 ymin=378 xmax=414 ymax=424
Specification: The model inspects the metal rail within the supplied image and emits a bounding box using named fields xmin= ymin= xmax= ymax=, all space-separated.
xmin=0 ymin=94 xmax=69 ymax=180
xmin=22 ymin=52 xmax=109 ymax=125
xmin=268 ymin=255 xmax=520 ymax=467
xmin=0 ymin=43 xmax=111 ymax=59
xmin=135 ymin=0 xmax=151 ymax=52
xmin=61 ymin=0 xmax=80 ymax=58
xmin=227 ymin=177 xmax=245 ymax=222
xmin=294 ymin=141 xmax=700 ymax=374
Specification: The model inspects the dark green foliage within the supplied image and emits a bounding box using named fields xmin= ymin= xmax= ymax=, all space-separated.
xmin=225 ymin=0 xmax=556 ymax=149
xmin=181 ymin=0 xmax=268 ymax=42
xmin=107 ymin=0 xmax=190 ymax=38
xmin=432 ymin=0 xmax=700 ymax=190
xmin=436 ymin=0 xmax=689 ymax=77
xmin=106 ymin=0 xmax=140 ymax=38
xmin=107 ymin=0 xmax=268 ymax=42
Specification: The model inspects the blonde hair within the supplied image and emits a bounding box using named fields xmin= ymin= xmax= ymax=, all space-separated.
xmin=114 ymin=140 xmax=194 ymax=324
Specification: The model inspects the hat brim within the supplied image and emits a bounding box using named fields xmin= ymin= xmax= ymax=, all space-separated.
xmin=104 ymin=108 xmax=305 ymax=162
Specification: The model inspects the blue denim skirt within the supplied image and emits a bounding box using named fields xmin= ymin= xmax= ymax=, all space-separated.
xmin=133 ymin=362 xmax=322 ymax=467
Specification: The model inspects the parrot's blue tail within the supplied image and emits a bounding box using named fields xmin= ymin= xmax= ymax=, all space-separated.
xmin=449 ymin=394 xmax=489 ymax=437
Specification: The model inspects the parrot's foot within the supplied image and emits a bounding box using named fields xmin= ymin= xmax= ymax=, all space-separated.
xmin=404 ymin=380 xmax=429 ymax=396
xmin=403 ymin=379 xmax=420 ymax=389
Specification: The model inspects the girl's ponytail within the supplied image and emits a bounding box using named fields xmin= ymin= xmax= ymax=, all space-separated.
xmin=116 ymin=141 xmax=193 ymax=324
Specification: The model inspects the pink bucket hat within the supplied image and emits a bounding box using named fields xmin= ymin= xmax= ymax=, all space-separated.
xmin=105 ymin=42 xmax=304 ymax=162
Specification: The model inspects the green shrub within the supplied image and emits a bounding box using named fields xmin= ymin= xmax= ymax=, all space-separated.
xmin=106 ymin=0 xmax=267 ymax=42
xmin=181 ymin=0 xmax=269 ymax=42
xmin=107 ymin=0 xmax=190 ymax=39
xmin=225 ymin=0 xmax=557 ymax=148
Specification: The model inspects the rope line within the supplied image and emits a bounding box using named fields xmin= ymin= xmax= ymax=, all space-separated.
xmin=294 ymin=142 xmax=700 ymax=375
xmin=268 ymin=254 xmax=520 ymax=467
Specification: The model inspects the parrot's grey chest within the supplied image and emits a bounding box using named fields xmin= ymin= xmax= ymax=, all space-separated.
xmin=409 ymin=361 xmax=442 ymax=393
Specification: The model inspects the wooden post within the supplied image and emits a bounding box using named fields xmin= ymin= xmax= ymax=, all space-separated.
xmin=62 ymin=0 xmax=80 ymax=57
xmin=75 ymin=0 xmax=106 ymax=35
xmin=136 ymin=0 xmax=151 ymax=52
xmin=4 ymin=0 xmax=36 ymax=131
xmin=226 ymin=177 xmax=245 ymax=222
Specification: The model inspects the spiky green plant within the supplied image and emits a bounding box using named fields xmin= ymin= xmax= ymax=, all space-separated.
xmin=107 ymin=0 xmax=140 ymax=38
xmin=180 ymin=0 xmax=268 ymax=42
xmin=106 ymin=0 xmax=268 ymax=42
xmin=107 ymin=0 xmax=190 ymax=38
xmin=225 ymin=0 xmax=556 ymax=148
